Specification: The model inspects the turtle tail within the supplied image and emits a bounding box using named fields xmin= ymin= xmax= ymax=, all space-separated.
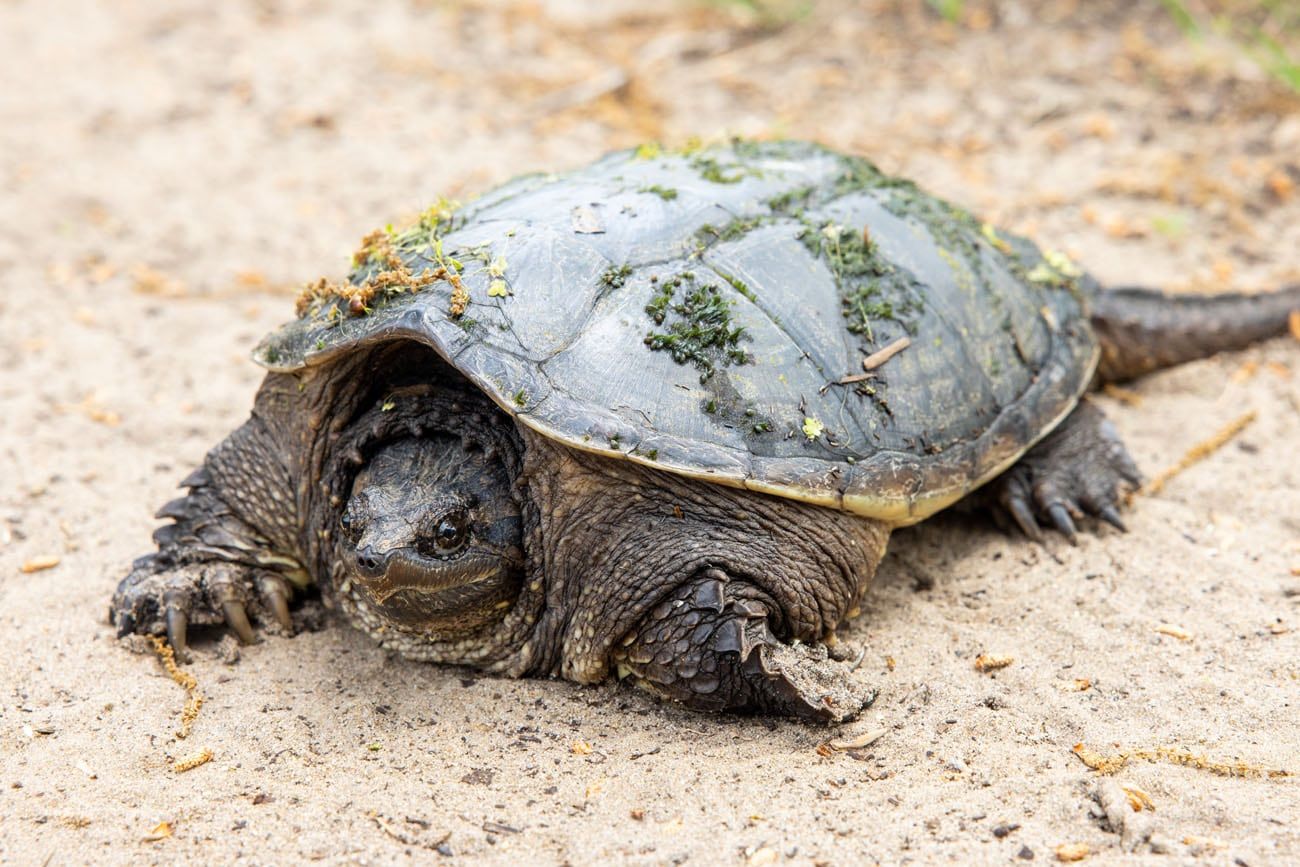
xmin=1089 ymin=285 xmax=1300 ymax=383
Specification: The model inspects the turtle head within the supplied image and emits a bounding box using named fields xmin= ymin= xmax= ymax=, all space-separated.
xmin=340 ymin=436 xmax=524 ymax=634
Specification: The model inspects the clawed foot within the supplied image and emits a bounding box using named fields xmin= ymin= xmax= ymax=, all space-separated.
xmin=614 ymin=569 xmax=874 ymax=723
xmin=111 ymin=556 xmax=298 ymax=661
xmin=990 ymin=400 xmax=1142 ymax=543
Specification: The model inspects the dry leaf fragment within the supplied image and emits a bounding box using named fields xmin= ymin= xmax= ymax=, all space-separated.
xmin=1055 ymin=842 xmax=1089 ymax=861
xmin=818 ymin=727 xmax=887 ymax=755
xmin=173 ymin=749 xmax=213 ymax=772
xmin=1182 ymin=834 xmax=1224 ymax=850
xmin=571 ymin=741 xmax=593 ymax=755
xmin=1268 ymin=169 xmax=1295 ymax=202
xmin=131 ymin=264 xmax=188 ymax=297
xmin=1121 ymin=786 xmax=1154 ymax=812
xmin=1230 ymin=360 xmax=1259 ymax=383
xmin=20 ymin=556 xmax=60 ymax=573
xmin=974 ymin=654 xmax=1014 ymax=673
xmin=1155 ymin=623 xmax=1193 ymax=641
xmin=143 ymin=821 xmax=173 ymax=842
xmin=1290 ymin=310 xmax=1300 ymax=341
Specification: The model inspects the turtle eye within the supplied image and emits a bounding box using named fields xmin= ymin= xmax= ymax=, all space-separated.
xmin=418 ymin=510 xmax=469 ymax=558
xmin=339 ymin=507 xmax=361 ymax=542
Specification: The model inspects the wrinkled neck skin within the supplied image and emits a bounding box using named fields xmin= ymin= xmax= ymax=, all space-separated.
xmin=300 ymin=345 xmax=890 ymax=680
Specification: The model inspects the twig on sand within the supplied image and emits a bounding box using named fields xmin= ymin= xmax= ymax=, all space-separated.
xmin=1140 ymin=409 xmax=1256 ymax=497
xmin=1072 ymin=743 xmax=1289 ymax=779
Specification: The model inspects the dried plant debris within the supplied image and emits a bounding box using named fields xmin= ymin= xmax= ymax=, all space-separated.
xmin=815 ymin=727 xmax=887 ymax=757
xmin=1141 ymin=410 xmax=1256 ymax=497
xmin=1054 ymin=842 xmax=1090 ymax=862
xmin=173 ymin=749 xmax=213 ymax=773
xmin=150 ymin=636 xmax=205 ymax=739
xmin=1154 ymin=623 xmax=1193 ymax=641
xmin=862 ymin=335 xmax=912 ymax=370
xmin=1093 ymin=779 xmax=1158 ymax=853
xmin=294 ymin=200 xmax=464 ymax=319
xmin=1073 ymin=743 xmax=1289 ymax=779
xmin=19 ymin=555 xmax=60 ymax=573
xmin=974 ymin=653 xmax=1014 ymax=673
xmin=1121 ymin=787 xmax=1155 ymax=812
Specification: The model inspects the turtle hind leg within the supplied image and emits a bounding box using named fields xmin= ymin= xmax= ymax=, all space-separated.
xmin=985 ymin=400 xmax=1141 ymax=544
xmin=611 ymin=569 xmax=873 ymax=723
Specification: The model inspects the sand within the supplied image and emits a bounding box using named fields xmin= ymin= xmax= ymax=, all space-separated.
xmin=2 ymin=1 xmax=1297 ymax=864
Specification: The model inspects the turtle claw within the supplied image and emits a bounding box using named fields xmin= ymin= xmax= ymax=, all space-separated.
xmin=268 ymin=587 xmax=293 ymax=632
xmin=1006 ymin=495 xmax=1043 ymax=543
xmin=166 ymin=604 xmax=190 ymax=663
xmin=1098 ymin=505 xmax=1127 ymax=532
xmin=1047 ymin=504 xmax=1078 ymax=544
xmin=256 ymin=573 xmax=295 ymax=634
xmin=222 ymin=600 xmax=257 ymax=645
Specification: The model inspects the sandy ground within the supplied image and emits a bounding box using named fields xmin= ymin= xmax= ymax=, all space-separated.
xmin=2 ymin=1 xmax=1298 ymax=864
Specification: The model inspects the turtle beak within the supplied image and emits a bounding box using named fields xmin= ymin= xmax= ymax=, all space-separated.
xmin=348 ymin=544 xmax=505 ymax=606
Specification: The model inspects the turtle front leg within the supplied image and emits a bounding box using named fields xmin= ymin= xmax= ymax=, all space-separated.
xmin=112 ymin=413 xmax=307 ymax=660
xmin=986 ymin=399 xmax=1142 ymax=543
xmin=611 ymin=569 xmax=874 ymax=723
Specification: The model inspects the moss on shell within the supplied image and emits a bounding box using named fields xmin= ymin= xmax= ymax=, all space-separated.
xmin=639 ymin=185 xmax=678 ymax=201
xmin=798 ymin=220 xmax=923 ymax=342
xmin=644 ymin=272 xmax=750 ymax=382
xmin=600 ymin=263 xmax=634 ymax=289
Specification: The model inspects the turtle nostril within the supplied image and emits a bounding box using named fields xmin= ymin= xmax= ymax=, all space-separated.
xmin=355 ymin=548 xmax=386 ymax=577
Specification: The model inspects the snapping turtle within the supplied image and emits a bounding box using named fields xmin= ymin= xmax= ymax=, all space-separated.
xmin=112 ymin=140 xmax=1299 ymax=721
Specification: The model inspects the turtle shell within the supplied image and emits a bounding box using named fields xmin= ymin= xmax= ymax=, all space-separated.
xmin=257 ymin=140 xmax=1098 ymax=524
